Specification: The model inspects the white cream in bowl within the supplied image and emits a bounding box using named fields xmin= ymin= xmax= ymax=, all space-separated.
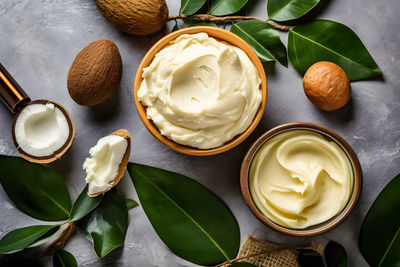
xmin=14 ymin=103 xmax=70 ymax=157
xmin=138 ymin=33 xmax=262 ymax=149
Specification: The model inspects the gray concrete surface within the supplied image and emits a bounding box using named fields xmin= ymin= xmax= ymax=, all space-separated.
xmin=0 ymin=0 xmax=399 ymax=266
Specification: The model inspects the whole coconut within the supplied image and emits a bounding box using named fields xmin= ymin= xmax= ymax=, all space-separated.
xmin=303 ymin=62 xmax=351 ymax=111
xmin=95 ymin=0 xmax=169 ymax=35
xmin=67 ymin=39 xmax=122 ymax=106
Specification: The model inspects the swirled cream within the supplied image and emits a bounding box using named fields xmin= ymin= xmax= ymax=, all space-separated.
xmin=138 ymin=33 xmax=262 ymax=149
xmin=249 ymin=130 xmax=353 ymax=229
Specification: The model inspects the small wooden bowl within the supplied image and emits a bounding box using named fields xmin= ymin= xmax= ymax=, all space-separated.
xmin=11 ymin=99 xmax=75 ymax=164
xmin=134 ymin=26 xmax=267 ymax=156
xmin=240 ymin=122 xmax=362 ymax=236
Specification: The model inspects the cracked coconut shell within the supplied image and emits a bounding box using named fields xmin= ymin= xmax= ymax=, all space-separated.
xmin=95 ymin=0 xmax=169 ymax=36
xmin=67 ymin=39 xmax=122 ymax=106
xmin=303 ymin=62 xmax=351 ymax=111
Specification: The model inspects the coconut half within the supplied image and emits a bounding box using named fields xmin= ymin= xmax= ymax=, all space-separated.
xmin=83 ymin=129 xmax=131 ymax=197
xmin=12 ymin=100 xmax=75 ymax=164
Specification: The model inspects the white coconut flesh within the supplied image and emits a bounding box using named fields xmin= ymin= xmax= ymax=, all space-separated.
xmin=83 ymin=135 xmax=128 ymax=195
xmin=14 ymin=103 xmax=70 ymax=157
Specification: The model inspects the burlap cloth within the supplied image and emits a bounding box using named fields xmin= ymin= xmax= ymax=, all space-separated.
xmin=220 ymin=235 xmax=323 ymax=267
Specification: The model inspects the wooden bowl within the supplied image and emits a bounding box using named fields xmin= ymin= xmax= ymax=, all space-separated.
xmin=240 ymin=122 xmax=362 ymax=236
xmin=11 ymin=100 xmax=75 ymax=164
xmin=134 ymin=26 xmax=267 ymax=156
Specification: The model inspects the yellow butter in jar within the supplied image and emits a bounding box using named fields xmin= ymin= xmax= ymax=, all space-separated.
xmin=249 ymin=130 xmax=353 ymax=229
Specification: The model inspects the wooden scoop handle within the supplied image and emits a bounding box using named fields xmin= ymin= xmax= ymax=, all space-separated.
xmin=0 ymin=63 xmax=30 ymax=113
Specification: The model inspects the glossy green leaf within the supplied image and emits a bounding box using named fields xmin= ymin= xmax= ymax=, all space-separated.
xmin=27 ymin=225 xmax=60 ymax=248
xmin=180 ymin=0 xmax=207 ymax=15
xmin=288 ymin=19 xmax=382 ymax=81
xmin=186 ymin=21 xmax=218 ymax=27
xmin=125 ymin=198 xmax=139 ymax=210
xmin=83 ymin=188 xmax=128 ymax=257
xmin=268 ymin=0 xmax=320 ymax=22
xmin=296 ymin=249 xmax=324 ymax=267
xmin=128 ymin=163 xmax=240 ymax=266
xmin=0 ymin=155 xmax=71 ymax=221
xmin=325 ymin=241 xmax=347 ymax=267
xmin=53 ymin=249 xmax=78 ymax=267
xmin=359 ymin=174 xmax=400 ymax=267
xmin=209 ymin=0 xmax=248 ymax=16
xmin=69 ymin=185 xmax=102 ymax=222
xmin=231 ymin=262 xmax=258 ymax=267
xmin=0 ymin=225 xmax=60 ymax=254
xmin=231 ymin=20 xmax=288 ymax=66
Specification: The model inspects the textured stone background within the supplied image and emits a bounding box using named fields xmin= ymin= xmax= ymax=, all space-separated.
xmin=0 ymin=0 xmax=399 ymax=266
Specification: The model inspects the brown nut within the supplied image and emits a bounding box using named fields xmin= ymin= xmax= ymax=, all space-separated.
xmin=303 ymin=62 xmax=351 ymax=111
xmin=67 ymin=39 xmax=122 ymax=106
xmin=95 ymin=0 xmax=168 ymax=36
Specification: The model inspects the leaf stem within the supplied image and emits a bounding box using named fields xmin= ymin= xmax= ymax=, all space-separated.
xmin=36 ymin=221 xmax=76 ymax=258
xmin=167 ymin=14 xmax=290 ymax=31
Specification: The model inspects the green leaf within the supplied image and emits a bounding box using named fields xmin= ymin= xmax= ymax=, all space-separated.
xmin=186 ymin=21 xmax=218 ymax=27
xmin=297 ymin=249 xmax=324 ymax=267
xmin=27 ymin=225 xmax=60 ymax=248
xmin=125 ymin=198 xmax=139 ymax=210
xmin=359 ymin=174 xmax=400 ymax=267
xmin=69 ymin=185 xmax=102 ymax=222
xmin=288 ymin=19 xmax=382 ymax=81
xmin=83 ymin=188 xmax=128 ymax=257
xmin=325 ymin=241 xmax=347 ymax=267
xmin=53 ymin=249 xmax=78 ymax=267
xmin=231 ymin=20 xmax=288 ymax=66
xmin=268 ymin=0 xmax=320 ymax=22
xmin=231 ymin=263 xmax=258 ymax=267
xmin=209 ymin=0 xmax=248 ymax=16
xmin=180 ymin=0 xmax=207 ymax=15
xmin=127 ymin=163 xmax=240 ymax=266
xmin=0 ymin=225 xmax=60 ymax=254
xmin=0 ymin=155 xmax=71 ymax=221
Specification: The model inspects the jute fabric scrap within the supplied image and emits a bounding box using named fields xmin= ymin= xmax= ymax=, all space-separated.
xmin=219 ymin=235 xmax=323 ymax=267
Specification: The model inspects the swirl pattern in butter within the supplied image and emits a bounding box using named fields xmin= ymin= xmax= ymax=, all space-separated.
xmin=249 ymin=130 xmax=353 ymax=229
xmin=138 ymin=33 xmax=262 ymax=149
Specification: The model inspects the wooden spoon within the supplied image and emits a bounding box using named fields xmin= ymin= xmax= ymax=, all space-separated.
xmin=87 ymin=129 xmax=131 ymax=197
